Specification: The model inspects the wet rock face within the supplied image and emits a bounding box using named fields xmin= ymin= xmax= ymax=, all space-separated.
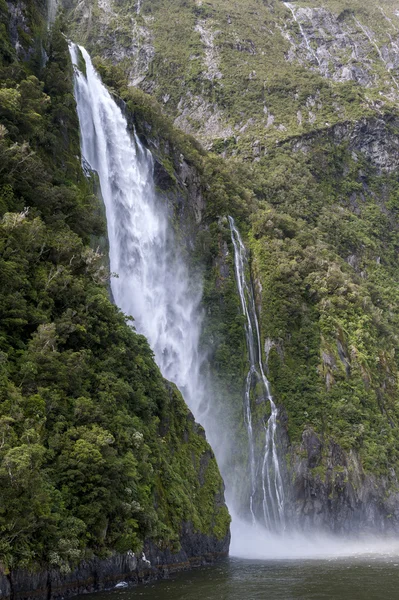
xmin=286 ymin=429 xmax=399 ymax=535
xmin=290 ymin=115 xmax=399 ymax=174
xmin=6 ymin=0 xmax=38 ymax=60
xmin=283 ymin=3 xmax=399 ymax=90
xmin=0 ymin=527 xmax=230 ymax=600
xmin=144 ymin=126 xmax=206 ymax=232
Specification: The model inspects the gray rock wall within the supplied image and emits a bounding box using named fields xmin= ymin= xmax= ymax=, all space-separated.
xmin=0 ymin=526 xmax=229 ymax=600
xmin=284 ymin=427 xmax=399 ymax=534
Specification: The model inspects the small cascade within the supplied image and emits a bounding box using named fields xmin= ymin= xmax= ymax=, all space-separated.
xmin=228 ymin=216 xmax=285 ymax=531
xmin=47 ymin=0 xmax=58 ymax=29
xmin=284 ymin=2 xmax=321 ymax=67
xmin=354 ymin=17 xmax=399 ymax=91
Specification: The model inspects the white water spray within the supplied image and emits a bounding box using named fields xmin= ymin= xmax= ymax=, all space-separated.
xmin=230 ymin=517 xmax=399 ymax=560
xmin=228 ymin=217 xmax=285 ymax=531
xmin=69 ymin=44 xmax=208 ymax=423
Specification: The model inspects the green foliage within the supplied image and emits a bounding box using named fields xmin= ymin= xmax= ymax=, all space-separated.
xmin=0 ymin=8 xmax=228 ymax=573
xmin=64 ymin=0 xmax=399 ymax=154
xmin=88 ymin=4 xmax=399 ymax=486
xmin=247 ymin=139 xmax=399 ymax=476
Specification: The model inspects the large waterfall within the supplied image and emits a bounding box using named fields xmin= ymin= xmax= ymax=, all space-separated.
xmin=228 ymin=217 xmax=285 ymax=531
xmin=69 ymin=44 xmax=207 ymax=421
xmin=69 ymin=43 xmax=286 ymax=542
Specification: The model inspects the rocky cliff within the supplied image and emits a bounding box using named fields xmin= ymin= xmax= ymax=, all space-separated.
xmin=0 ymin=526 xmax=229 ymax=600
xmin=63 ymin=0 xmax=399 ymax=150
xmin=0 ymin=1 xmax=229 ymax=597
xmin=2 ymin=2 xmax=399 ymax=596
xmin=71 ymin=0 xmax=399 ymax=535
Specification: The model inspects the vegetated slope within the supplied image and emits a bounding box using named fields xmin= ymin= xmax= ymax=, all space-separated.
xmin=68 ymin=0 xmax=399 ymax=530
xmin=0 ymin=0 xmax=229 ymax=576
xmin=65 ymin=0 xmax=399 ymax=151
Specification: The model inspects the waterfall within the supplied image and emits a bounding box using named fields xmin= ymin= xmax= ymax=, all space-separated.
xmin=69 ymin=42 xmax=285 ymax=538
xmin=47 ymin=0 xmax=58 ymax=29
xmin=228 ymin=217 xmax=285 ymax=531
xmin=68 ymin=43 xmax=207 ymax=422
xmin=284 ymin=2 xmax=321 ymax=67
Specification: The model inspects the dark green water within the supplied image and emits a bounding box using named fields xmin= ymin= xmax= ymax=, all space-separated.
xmin=80 ymin=556 xmax=399 ymax=600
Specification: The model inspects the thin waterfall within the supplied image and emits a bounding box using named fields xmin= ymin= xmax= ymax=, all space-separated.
xmin=47 ymin=0 xmax=58 ymax=29
xmin=68 ymin=43 xmax=208 ymax=424
xmin=228 ymin=216 xmax=285 ymax=531
xmin=284 ymin=2 xmax=321 ymax=67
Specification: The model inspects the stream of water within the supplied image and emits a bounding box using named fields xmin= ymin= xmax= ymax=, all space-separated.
xmin=69 ymin=42 xmax=285 ymax=531
xmin=69 ymin=43 xmax=207 ymax=423
xmin=228 ymin=217 xmax=285 ymax=530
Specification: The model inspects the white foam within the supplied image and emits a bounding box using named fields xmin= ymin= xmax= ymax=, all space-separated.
xmin=230 ymin=516 xmax=399 ymax=560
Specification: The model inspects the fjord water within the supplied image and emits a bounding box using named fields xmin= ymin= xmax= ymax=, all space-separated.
xmin=76 ymin=556 xmax=399 ymax=600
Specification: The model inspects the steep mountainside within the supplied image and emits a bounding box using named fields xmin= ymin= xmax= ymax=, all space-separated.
xmin=0 ymin=1 xmax=229 ymax=595
xmin=62 ymin=0 xmax=399 ymax=533
xmin=2 ymin=0 xmax=399 ymax=595
xmin=65 ymin=0 xmax=399 ymax=151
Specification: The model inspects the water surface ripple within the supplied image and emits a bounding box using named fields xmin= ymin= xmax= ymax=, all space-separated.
xmin=78 ymin=556 xmax=399 ymax=600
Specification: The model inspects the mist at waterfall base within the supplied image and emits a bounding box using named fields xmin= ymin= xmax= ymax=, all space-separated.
xmin=69 ymin=43 xmax=399 ymax=565
xmin=229 ymin=515 xmax=399 ymax=559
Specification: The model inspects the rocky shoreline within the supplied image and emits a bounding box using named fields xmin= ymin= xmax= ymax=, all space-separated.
xmin=0 ymin=526 xmax=230 ymax=600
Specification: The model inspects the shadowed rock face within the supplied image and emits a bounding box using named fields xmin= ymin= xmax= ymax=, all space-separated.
xmin=0 ymin=527 xmax=230 ymax=600
xmin=286 ymin=427 xmax=399 ymax=535
xmin=288 ymin=115 xmax=399 ymax=174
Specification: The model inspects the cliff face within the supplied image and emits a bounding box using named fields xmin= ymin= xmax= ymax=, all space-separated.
xmin=0 ymin=1 xmax=229 ymax=596
xmin=3 ymin=2 xmax=399 ymax=592
xmin=0 ymin=526 xmax=229 ymax=600
xmin=288 ymin=428 xmax=399 ymax=534
xmin=63 ymin=0 xmax=399 ymax=150
xmin=79 ymin=0 xmax=399 ymax=535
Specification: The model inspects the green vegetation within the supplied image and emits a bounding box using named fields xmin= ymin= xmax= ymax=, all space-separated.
xmin=2 ymin=0 xmax=399 ymax=568
xmin=65 ymin=0 xmax=399 ymax=154
xmin=249 ymin=142 xmax=399 ymax=476
xmin=93 ymin=26 xmax=399 ymax=483
xmin=0 ymin=3 xmax=228 ymax=573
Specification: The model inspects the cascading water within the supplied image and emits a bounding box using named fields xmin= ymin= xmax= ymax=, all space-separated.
xmin=68 ymin=44 xmax=207 ymax=422
xmin=47 ymin=0 xmax=58 ymax=29
xmin=69 ymin=42 xmax=286 ymax=542
xmin=284 ymin=2 xmax=321 ymax=67
xmin=228 ymin=217 xmax=285 ymax=531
